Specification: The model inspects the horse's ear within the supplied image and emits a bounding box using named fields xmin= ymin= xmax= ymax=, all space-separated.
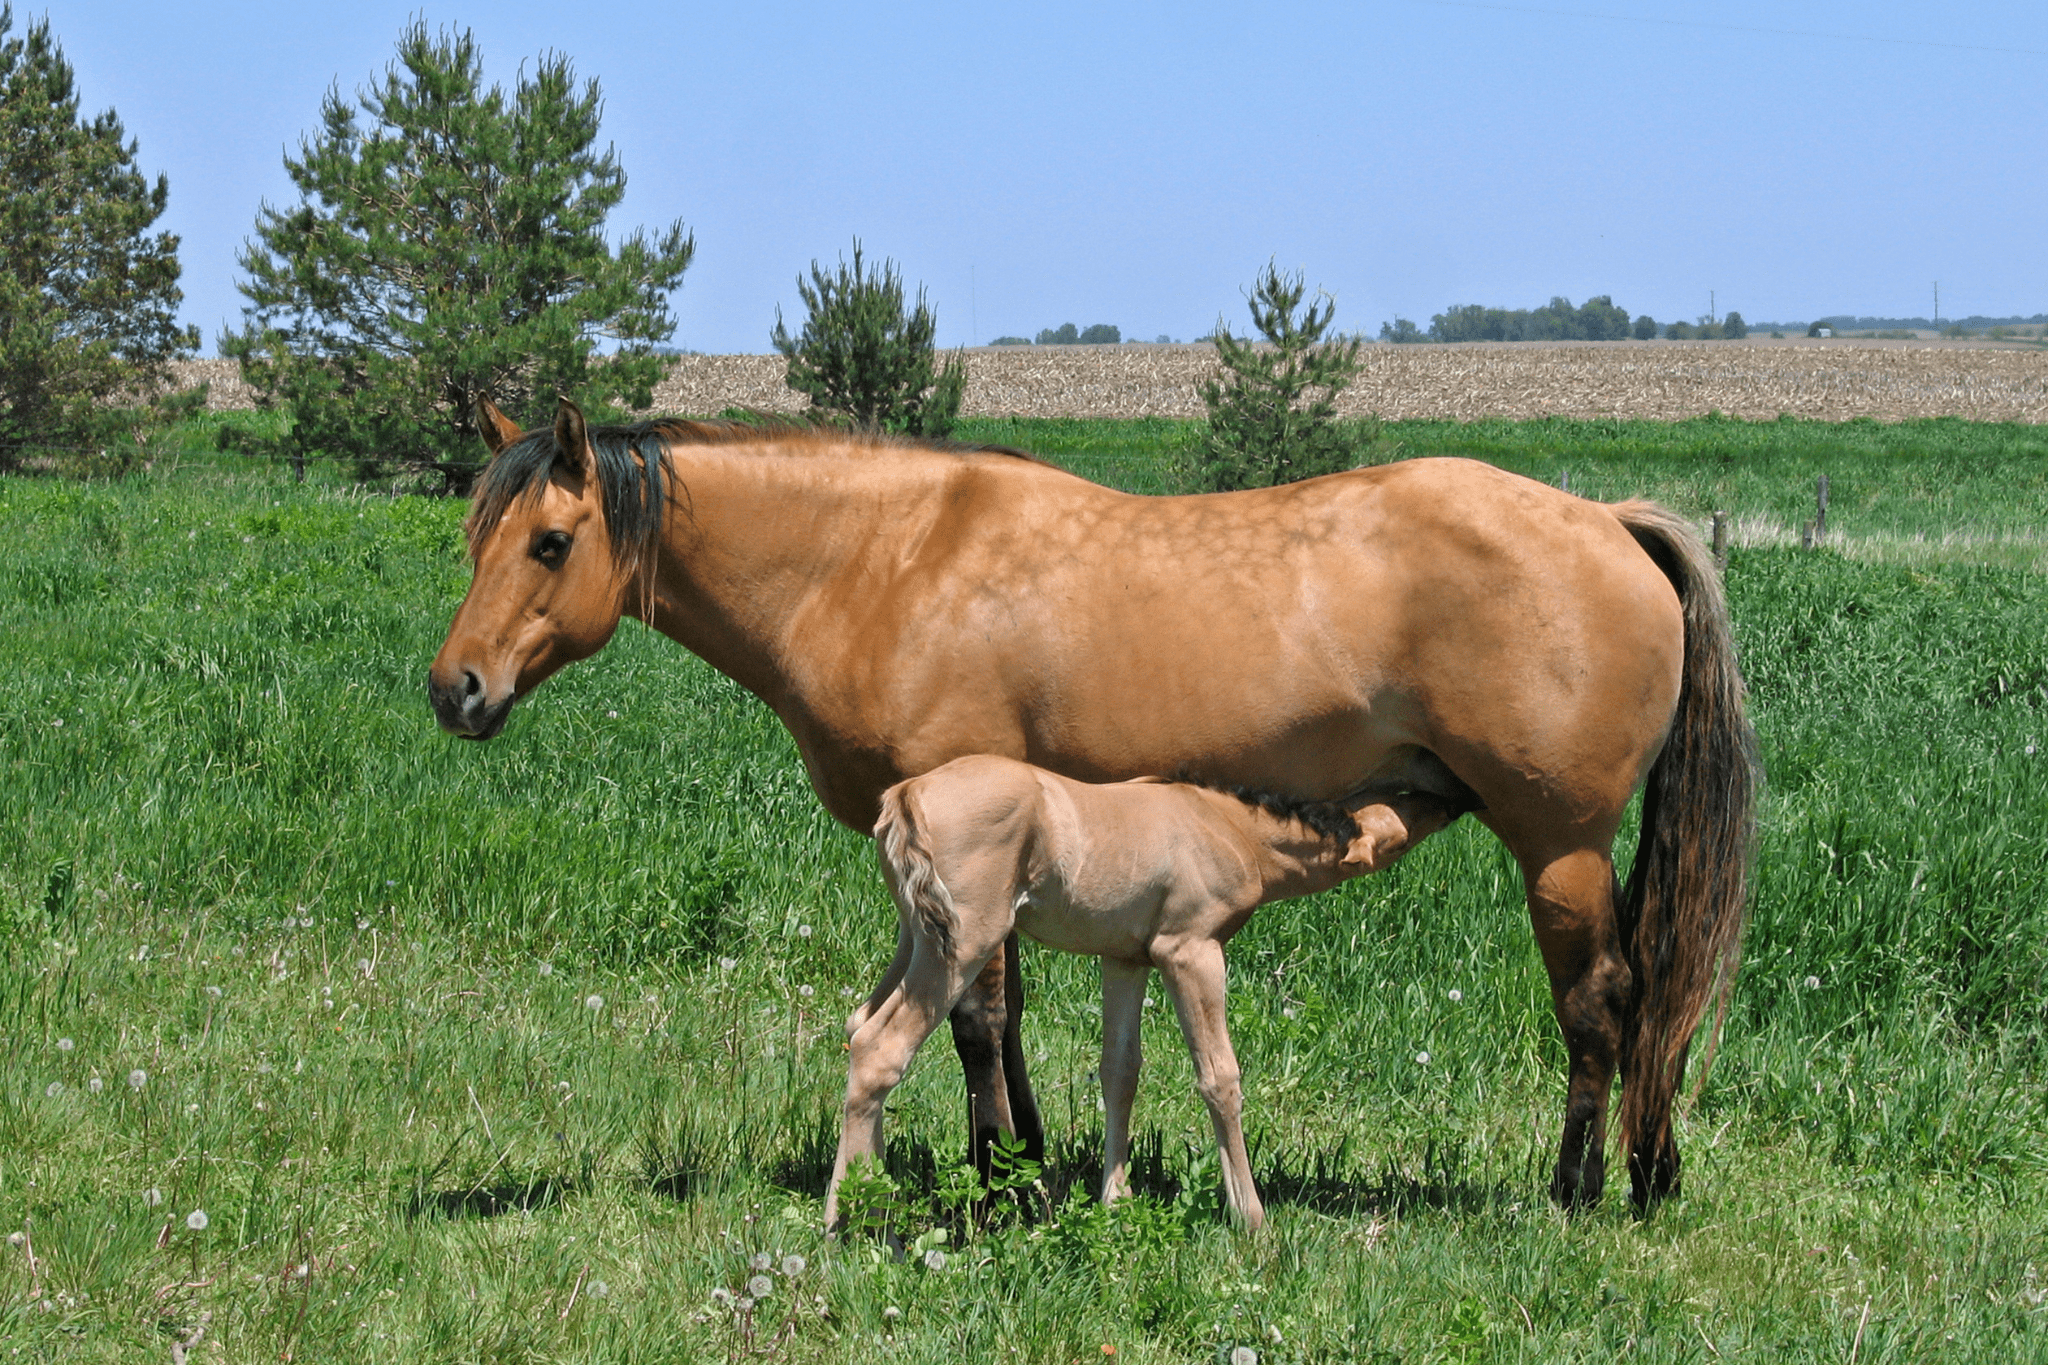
xmin=476 ymin=396 xmax=523 ymax=455
xmin=553 ymin=398 xmax=592 ymax=480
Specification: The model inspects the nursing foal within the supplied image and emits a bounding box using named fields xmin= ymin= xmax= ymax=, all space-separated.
xmin=827 ymin=754 xmax=1456 ymax=1232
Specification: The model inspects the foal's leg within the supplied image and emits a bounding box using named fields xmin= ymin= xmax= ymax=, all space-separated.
xmin=849 ymin=921 xmax=912 ymax=1038
xmin=1518 ymin=844 xmax=1632 ymax=1210
xmin=828 ymin=941 xmax=996 ymax=1230
xmin=1099 ymin=958 xmax=1147 ymax=1205
xmin=999 ymin=936 xmax=1046 ymax=1165
xmin=1153 ymin=935 xmax=1265 ymax=1231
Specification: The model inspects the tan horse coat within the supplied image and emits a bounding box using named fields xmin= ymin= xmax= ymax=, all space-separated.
xmin=432 ymin=404 xmax=1754 ymax=1209
xmin=830 ymin=756 xmax=1452 ymax=1230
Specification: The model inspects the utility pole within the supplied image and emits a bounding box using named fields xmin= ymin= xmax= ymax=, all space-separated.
xmin=1709 ymin=289 xmax=1716 ymax=324
xmin=1933 ymin=281 xmax=1940 ymax=328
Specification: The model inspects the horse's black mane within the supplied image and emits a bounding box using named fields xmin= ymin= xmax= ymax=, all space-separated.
xmin=1164 ymin=769 xmax=1364 ymax=844
xmin=464 ymin=415 xmax=1038 ymax=571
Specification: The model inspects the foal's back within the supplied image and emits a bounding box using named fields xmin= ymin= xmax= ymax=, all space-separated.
xmin=895 ymin=756 xmax=1273 ymax=961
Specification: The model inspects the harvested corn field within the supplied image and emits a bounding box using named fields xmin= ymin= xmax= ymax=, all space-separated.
xmin=173 ymin=339 xmax=2048 ymax=424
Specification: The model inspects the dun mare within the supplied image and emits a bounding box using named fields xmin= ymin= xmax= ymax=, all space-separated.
xmin=430 ymin=398 xmax=1755 ymax=1210
xmin=836 ymin=755 xmax=1457 ymax=1231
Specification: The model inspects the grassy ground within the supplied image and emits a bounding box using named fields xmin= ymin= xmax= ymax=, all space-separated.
xmin=1 ymin=415 xmax=2045 ymax=1361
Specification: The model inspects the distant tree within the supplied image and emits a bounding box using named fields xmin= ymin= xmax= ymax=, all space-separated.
xmin=225 ymin=22 xmax=693 ymax=489
xmin=0 ymin=5 xmax=199 ymax=471
xmin=1379 ymin=317 xmax=1426 ymax=344
xmin=1078 ymin=323 xmax=1120 ymax=344
xmin=1194 ymin=262 xmax=1363 ymax=491
xmin=1722 ymin=311 xmax=1748 ymax=340
xmin=1574 ymin=295 xmax=1631 ymax=340
xmin=1154 ymin=334 xmax=1174 ymax=344
xmin=1632 ymin=314 xmax=1659 ymax=341
xmin=1036 ymin=323 xmax=1079 ymax=345
xmin=988 ymin=335 xmax=1030 ymax=346
xmin=1665 ymin=320 xmax=1696 ymax=340
xmin=771 ymin=239 xmax=965 ymax=437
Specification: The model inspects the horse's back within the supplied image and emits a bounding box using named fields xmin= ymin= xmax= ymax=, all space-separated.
xmin=880 ymin=457 xmax=1685 ymax=827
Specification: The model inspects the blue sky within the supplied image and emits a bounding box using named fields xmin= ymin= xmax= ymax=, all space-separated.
xmin=28 ymin=1 xmax=2048 ymax=352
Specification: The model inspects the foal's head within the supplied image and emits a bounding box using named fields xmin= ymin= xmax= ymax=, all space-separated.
xmin=428 ymin=398 xmax=660 ymax=739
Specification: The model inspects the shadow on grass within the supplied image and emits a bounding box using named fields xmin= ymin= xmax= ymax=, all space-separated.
xmin=403 ymin=1175 xmax=576 ymax=1220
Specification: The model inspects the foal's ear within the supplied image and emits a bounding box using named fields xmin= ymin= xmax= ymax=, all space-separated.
xmin=475 ymin=396 xmax=523 ymax=455
xmin=552 ymin=398 xmax=592 ymax=480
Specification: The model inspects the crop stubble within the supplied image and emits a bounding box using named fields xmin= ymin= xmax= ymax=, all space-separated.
xmin=174 ymin=340 xmax=2048 ymax=423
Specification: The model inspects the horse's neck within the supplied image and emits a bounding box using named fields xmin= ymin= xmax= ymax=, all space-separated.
xmin=634 ymin=444 xmax=965 ymax=813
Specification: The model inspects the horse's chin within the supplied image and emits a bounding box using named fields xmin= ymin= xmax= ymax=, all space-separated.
xmin=454 ymin=699 xmax=516 ymax=741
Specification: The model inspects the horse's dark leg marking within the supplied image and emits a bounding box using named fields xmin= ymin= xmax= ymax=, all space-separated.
xmin=1523 ymin=847 xmax=1631 ymax=1211
xmin=999 ymin=932 xmax=1045 ymax=1166
xmin=947 ymin=946 xmax=1014 ymax=1185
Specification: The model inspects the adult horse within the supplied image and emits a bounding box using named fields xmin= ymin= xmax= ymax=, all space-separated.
xmin=429 ymin=398 xmax=1755 ymax=1210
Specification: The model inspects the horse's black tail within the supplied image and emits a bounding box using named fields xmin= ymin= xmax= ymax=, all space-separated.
xmin=1610 ymin=502 xmax=1760 ymax=1207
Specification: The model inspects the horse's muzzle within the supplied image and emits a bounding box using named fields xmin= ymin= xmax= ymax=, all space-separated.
xmin=428 ymin=667 xmax=515 ymax=740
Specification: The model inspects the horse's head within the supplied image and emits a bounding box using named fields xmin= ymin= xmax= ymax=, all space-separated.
xmin=428 ymin=397 xmax=647 ymax=739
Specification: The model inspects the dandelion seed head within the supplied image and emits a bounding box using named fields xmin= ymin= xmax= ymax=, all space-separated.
xmin=883 ymin=1306 xmax=901 ymax=1319
xmin=185 ymin=1209 xmax=208 ymax=1231
xmin=798 ymin=984 xmax=814 ymax=998
xmin=749 ymin=1274 xmax=773 ymax=1297
xmin=750 ymin=1251 xmax=772 ymax=1272
xmin=1415 ymin=1051 xmax=1431 ymax=1066
xmin=206 ymin=985 xmax=222 ymax=998
xmin=299 ymin=916 xmax=314 ymax=929
xmin=1805 ymin=975 xmax=1821 ymax=990
xmin=1281 ymin=1006 xmax=1296 ymax=1019
xmin=87 ymin=1076 xmax=102 ymax=1093
xmin=127 ymin=1069 xmax=147 ymax=1090
xmin=797 ymin=924 xmax=812 ymax=938
xmin=6 ymin=1232 xmax=21 ymax=1247
xmin=55 ymin=1037 xmax=73 ymax=1052
xmin=1231 ymin=1348 xmax=1260 ymax=1365
xmin=45 ymin=1081 xmax=62 ymax=1097
xmin=557 ymin=1081 xmax=572 ymax=1096
xmin=781 ymin=1254 xmax=806 ymax=1276
xmin=356 ymin=960 xmax=371 ymax=976
xmin=385 ymin=880 xmax=397 ymax=888
xmin=584 ymin=994 xmax=604 ymax=1012
xmin=1448 ymin=989 xmax=1463 ymax=1002
xmin=923 ymin=1249 xmax=946 ymax=1271
xmin=537 ymin=962 xmax=554 ymax=976
xmin=142 ymin=1188 xmax=162 ymax=1207
xmin=719 ymin=957 xmax=737 ymax=972
xmin=589 ymin=1280 xmax=609 ymax=1299
xmin=737 ymin=1295 xmax=755 ymax=1312
xmin=710 ymin=1286 xmax=732 ymax=1305
xmin=356 ymin=918 xmax=371 ymax=931
xmin=607 ymin=710 xmax=619 ymax=719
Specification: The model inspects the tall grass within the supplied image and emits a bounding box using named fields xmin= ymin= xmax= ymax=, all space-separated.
xmin=0 ymin=419 xmax=2044 ymax=1360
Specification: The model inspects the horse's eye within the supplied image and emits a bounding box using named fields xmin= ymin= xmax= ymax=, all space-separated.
xmin=533 ymin=531 xmax=572 ymax=567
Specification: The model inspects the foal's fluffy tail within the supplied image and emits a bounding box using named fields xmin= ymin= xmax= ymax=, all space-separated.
xmin=1611 ymin=502 xmax=1760 ymax=1208
xmin=875 ymin=783 xmax=958 ymax=960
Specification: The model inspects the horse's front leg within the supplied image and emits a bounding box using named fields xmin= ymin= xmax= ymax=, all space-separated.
xmin=947 ymin=932 xmax=1045 ymax=1189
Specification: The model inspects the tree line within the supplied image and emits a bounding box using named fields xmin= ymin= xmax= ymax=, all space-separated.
xmin=1380 ymin=297 xmax=1748 ymax=343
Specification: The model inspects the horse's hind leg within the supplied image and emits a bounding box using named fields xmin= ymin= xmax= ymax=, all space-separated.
xmin=829 ymin=940 xmax=999 ymax=1229
xmin=1518 ymin=844 xmax=1633 ymax=1209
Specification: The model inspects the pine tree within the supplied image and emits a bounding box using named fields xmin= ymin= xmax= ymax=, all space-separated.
xmin=0 ymin=5 xmax=198 ymax=470
xmin=770 ymin=241 xmax=964 ymax=437
xmin=224 ymin=22 xmax=693 ymax=488
xmin=1195 ymin=263 xmax=1363 ymax=490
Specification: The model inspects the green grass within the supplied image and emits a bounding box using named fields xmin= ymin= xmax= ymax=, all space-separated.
xmin=1 ymin=416 xmax=2046 ymax=1361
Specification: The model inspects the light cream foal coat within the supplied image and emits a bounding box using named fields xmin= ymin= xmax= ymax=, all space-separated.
xmin=827 ymin=754 xmax=1452 ymax=1231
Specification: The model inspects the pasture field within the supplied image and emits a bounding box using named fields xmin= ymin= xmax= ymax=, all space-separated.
xmin=2 ymin=414 xmax=2046 ymax=1362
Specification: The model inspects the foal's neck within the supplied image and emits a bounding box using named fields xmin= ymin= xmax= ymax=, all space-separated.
xmin=1212 ymin=797 xmax=1353 ymax=901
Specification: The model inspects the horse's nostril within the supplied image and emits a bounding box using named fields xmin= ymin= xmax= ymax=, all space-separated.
xmin=463 ymin=669 xmax=483 ymax=699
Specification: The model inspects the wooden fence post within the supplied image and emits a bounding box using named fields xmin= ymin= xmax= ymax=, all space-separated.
xmin=1815 ymin=473 xmax=1829 ymax=542
xmin=1711 ymin=511 xmax=1727 ymax=569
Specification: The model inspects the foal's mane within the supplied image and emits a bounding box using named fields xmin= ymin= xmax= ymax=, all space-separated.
xmin=463 ymin=416 xmax=1038 ymax=573
xmin=1166 ymin=770 xmax=1363 ymax=844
